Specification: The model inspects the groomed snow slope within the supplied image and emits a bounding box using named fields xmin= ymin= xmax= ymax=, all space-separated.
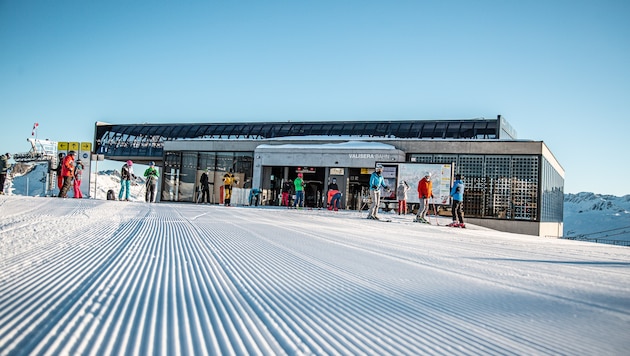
xmin=1 ymin=196 xmax=629 ymax=355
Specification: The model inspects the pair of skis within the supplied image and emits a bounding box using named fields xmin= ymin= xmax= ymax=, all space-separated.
xmin=417 ymin=203 xmax=440 ymax=225
xmin=366 ymin=215 xmax=392 ymax=222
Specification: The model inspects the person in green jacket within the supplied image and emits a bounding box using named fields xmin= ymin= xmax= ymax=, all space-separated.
xmin=143 ymin=161 xmax=159 ymax=203
xmin=293 ymin=173 xmax=305 ymax=208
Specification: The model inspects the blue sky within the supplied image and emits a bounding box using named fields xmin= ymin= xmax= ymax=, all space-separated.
xmin=1 ymin=0 xmax=628 ymax=196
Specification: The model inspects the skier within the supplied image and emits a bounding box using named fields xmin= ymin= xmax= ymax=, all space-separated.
xmin=415 ymin=172 xmax=433 ymax=223
xmin=397 ymin=180 xmax=410 ymax=215
xmin=327 ymin=178 xmax=340 ymax=210
xmin=119 ymin=160 xmax=135 ymax=201
xmin=249 ymin=187 xmax=262 ymax=206
xmin=281 ymin=179 xmax=292 ymax=207
xmin=449 ymin=174 xmax=466 ymax=228
xmin=367 ymin=164 xmax=389 ymax=220
xmin=58 ymin=151 xmax=76 ymax=198
xmin=222 ymin=169 xmax=237 ymax=206
xmin=328 ymin=190 xmax=342 ymax=211
xmin=199 ymin=169 xmax=210 ymax=204
xmin=293 ymin=173 xmax=305 ymax=209
xmin=73 ymin=159 xmax=84 ymax=199
xmin=144 ymin=161 xmax=159 ymax=203
xmin=0 ymin=153 xmax=11 ymax=195
xmin=55 ymin=152 xmax=65 ymax=193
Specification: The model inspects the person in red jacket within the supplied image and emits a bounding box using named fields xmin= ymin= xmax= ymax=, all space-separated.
xmin=73 ymin=159 xmax=84 ymax=199
xmin=58 ymin=151 xmax=76 ymax=198
xmin=55 ymin=152 xmax=65 ymax=193
xmin=415 ymin=172 xmax=433 ymax=223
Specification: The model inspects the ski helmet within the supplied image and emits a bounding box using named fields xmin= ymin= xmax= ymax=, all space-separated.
xmin=150 ymin=161 xmax=155 ymax=166
xmin=126 ymin=160 xmax=133 ymax=166
xmin=375 ymin=163 xmax=384 ymax=172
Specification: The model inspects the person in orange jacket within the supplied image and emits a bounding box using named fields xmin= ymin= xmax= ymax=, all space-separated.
xmin=415 ymin=172 xmax=433 ymax=223
xmin=58 ymin=151 xmax=76 ymax=198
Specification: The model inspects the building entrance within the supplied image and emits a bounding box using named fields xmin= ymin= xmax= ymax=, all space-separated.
xmin=262 ymin=165 xmax=374 ymax=210
xmin=347 ymin=168 xmax=372 ymax=210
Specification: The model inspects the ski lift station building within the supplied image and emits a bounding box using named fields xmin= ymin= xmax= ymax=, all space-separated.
xmin=94 ymin=116 xmax=564 ymax=238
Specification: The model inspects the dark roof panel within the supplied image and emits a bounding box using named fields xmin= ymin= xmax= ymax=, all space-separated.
xmin=94 ymin=118 xmax=511 ymax=161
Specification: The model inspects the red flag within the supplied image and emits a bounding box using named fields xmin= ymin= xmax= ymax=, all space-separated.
xmin=31 ymin=122 xmax=39 ymax=136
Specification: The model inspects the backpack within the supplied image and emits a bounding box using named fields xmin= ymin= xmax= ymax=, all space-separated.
xmin=74 ymin=165 xmax=83 ymax=180
xmin=107 ymin=189 xmax=116 ymax=200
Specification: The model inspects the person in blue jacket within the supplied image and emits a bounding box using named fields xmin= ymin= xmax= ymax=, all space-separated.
xmin=367 ymin=164 xmax=390 ymax=220
xmin=449 ymin=174 xmax=466 ymax=228
xmin=249 ymin=187 xmax=262 ymax=206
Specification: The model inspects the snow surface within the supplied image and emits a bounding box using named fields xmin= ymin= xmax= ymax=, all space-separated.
xmin=1 ymin=195 xmax=629 ymax=355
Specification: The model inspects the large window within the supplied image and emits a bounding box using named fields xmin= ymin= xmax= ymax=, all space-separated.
xmin=198 ymin=152 xmax=216 ymax=171
xmin=162 ymin=151 xmax=181 ymax=202
xmin=408 ymin=153 xmax=548 ymax=222
xmin=160 ymin=150 xmax=254 ymax=204
xmin=540 ymin=157 xmax=564 ymax=222
xmin=234 ymin=152 xmax=254 ymax=187
xmin=179 ymin=152 xmax=198 ymax=202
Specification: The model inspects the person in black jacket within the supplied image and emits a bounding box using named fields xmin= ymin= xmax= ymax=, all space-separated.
xmin=118 ymin=160 xmax=135 ymax=201
xmin=0 ymin=153 xmax=11 ymax=195
xmin=200 ymin=169 xmax=210 ymax=203
xmin=281 ymin=179 xmax=292 ymax=207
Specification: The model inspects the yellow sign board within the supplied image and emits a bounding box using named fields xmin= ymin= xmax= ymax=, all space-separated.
xmin=57 ymin=141 xmax=92 ymax=153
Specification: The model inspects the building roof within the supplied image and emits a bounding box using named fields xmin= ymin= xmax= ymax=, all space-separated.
xmin=94 ymin=117 xmax=512 ymax=162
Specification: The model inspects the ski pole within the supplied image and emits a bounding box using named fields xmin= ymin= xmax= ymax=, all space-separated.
xmin=432 ymin=199 xmax=440 ymax=226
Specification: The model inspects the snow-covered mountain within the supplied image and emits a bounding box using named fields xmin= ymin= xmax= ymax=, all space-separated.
xmin=5 ymin=163 xmax=630 ymax=243
xmin=563 ymin=192 xmax=630 ymax=243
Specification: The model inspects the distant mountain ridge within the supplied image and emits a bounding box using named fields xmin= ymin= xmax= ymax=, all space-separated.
xmin=564 ymin=192 xmax=630 ymax=212
xmin=563 ymin=192 xmax=630 ymax=244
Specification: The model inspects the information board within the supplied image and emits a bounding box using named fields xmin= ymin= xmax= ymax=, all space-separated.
xmin=378 ymin=162 xmax=453 ymax=204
